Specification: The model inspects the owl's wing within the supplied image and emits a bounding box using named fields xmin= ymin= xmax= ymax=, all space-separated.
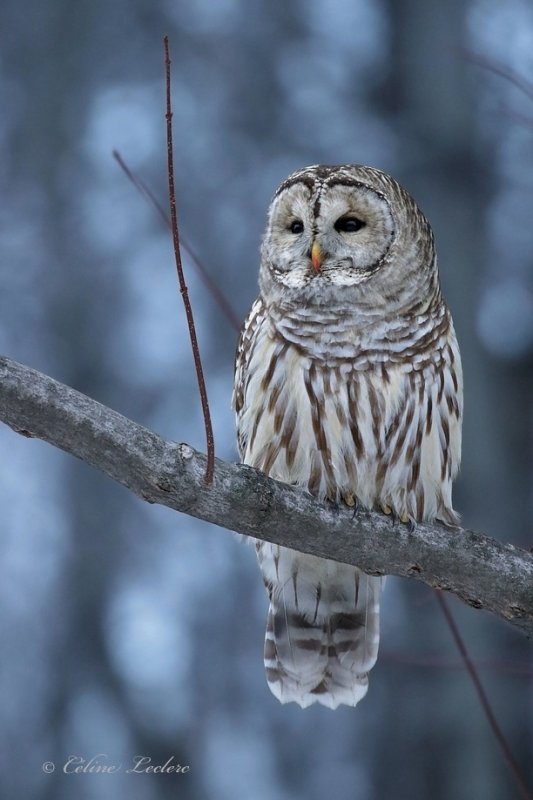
xmin=232 ymin=297 xmax=266 ymax=459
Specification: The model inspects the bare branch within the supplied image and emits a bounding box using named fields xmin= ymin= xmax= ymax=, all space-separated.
xmin=112 ymin=150 xmax=241 ymax=331
xmin=1 ymin=355 xmax=532 ymax=636
xmin=163 ymin=35 xmax=215 ymax=483
xmin=436 ymin=592 xmax=533 ymax=800
xmin=464 ymin=49 xmax=533 ymax=103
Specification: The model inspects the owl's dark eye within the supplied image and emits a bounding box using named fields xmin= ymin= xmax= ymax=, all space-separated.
xmin=335 ymin=216 xmax=365 ymax=233
xmin=289 ymin=220 xmax=304 ymax=234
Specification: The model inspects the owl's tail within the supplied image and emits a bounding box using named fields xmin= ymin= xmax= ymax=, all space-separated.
xmin=258 ymin=545 xmax=383 ymax=710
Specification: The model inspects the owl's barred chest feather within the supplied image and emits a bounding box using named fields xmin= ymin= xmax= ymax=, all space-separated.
xmin=235 ymin=297 xmax=462 ymax=525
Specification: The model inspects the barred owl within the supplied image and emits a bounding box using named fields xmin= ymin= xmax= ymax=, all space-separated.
xmin=233 ymin=165 xmax=462 ymax=709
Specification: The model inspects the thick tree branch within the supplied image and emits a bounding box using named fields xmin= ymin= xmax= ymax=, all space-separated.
xmin=1 ymin=355 xmax=532 ymax=635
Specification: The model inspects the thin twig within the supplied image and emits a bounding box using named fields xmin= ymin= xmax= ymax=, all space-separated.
xmin=163 ymin=35 xmax=215 ymax=483
xmin=464 ymin=50 xmax=533 ymax=103
xmin=380 ymin=649 xmax=533 ymax=676
xmin=112 ymin=150 xmax=241 ymax=331
xmin=435 ymin=591 xmax=533 ymax=800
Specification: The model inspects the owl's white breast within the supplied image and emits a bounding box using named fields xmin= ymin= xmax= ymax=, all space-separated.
xmin=238 ymin=315 xmax=399 ymax=507
xmin=235 ymin=300 xmax=462 ymax=524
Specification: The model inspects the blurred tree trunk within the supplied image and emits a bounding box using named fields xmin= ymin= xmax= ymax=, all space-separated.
xmin=371 ymin=1 xmax=531 ymax=798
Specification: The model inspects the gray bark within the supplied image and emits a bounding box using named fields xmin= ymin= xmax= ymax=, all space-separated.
xmin=1 ymin=354 xmax=532 ymax=635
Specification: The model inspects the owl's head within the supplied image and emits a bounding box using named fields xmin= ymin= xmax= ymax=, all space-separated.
xmin=259 ymin=164 xmax=438 ymax=312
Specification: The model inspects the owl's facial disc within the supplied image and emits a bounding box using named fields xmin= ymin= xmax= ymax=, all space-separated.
xmin=263 ymin=178 xmax=396 ymax=291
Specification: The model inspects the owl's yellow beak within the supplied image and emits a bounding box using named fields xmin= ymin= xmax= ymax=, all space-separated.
xmin=311 ymin=241 xmax=323 ymax=273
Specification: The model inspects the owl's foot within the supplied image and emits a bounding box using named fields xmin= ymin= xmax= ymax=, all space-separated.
xmin=342 ymin=491 xmax=360 ymax=518
xmin=380 ymin=503 xmax=398 ymax=526
xmin=398 ymin=511 xmax=417 ymax=531
xmin=325 ymin=495 xmax=342 ymax=515
xmin=380 ymin=503 xmax=416 ymax=531
xmin=343 ymin=491 xmax=357 ymax=508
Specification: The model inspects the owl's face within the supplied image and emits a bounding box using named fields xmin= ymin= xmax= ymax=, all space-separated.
xmin=259 ymin=164 xmax=436 ymax=310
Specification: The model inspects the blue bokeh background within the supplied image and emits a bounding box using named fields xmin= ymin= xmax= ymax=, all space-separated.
xmin=1 ymin=1 xmax=532 ymax=798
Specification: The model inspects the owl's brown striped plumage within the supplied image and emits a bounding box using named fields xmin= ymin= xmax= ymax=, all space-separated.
xmin=233 ymin=165 xmax=462 ymax=709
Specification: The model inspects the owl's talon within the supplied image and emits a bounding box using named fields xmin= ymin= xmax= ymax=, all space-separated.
xmin=381 ymin=503 xmax=398 ymax=526
xmin=341 ymin=491 xmax=361 ymax=518
xmin=407 ymin=518 xmax=417 ymax=533
xmin=344 ymin=491 xmax=356 ymax=507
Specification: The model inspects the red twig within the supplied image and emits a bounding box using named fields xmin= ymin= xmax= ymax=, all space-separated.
xmin=112 ymin=150 xmax=241 ymax=332
xmin=435 ymin=591 xmax=532 ymax=800
xmin=163 ymin=35 xmax=215 ymax=484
